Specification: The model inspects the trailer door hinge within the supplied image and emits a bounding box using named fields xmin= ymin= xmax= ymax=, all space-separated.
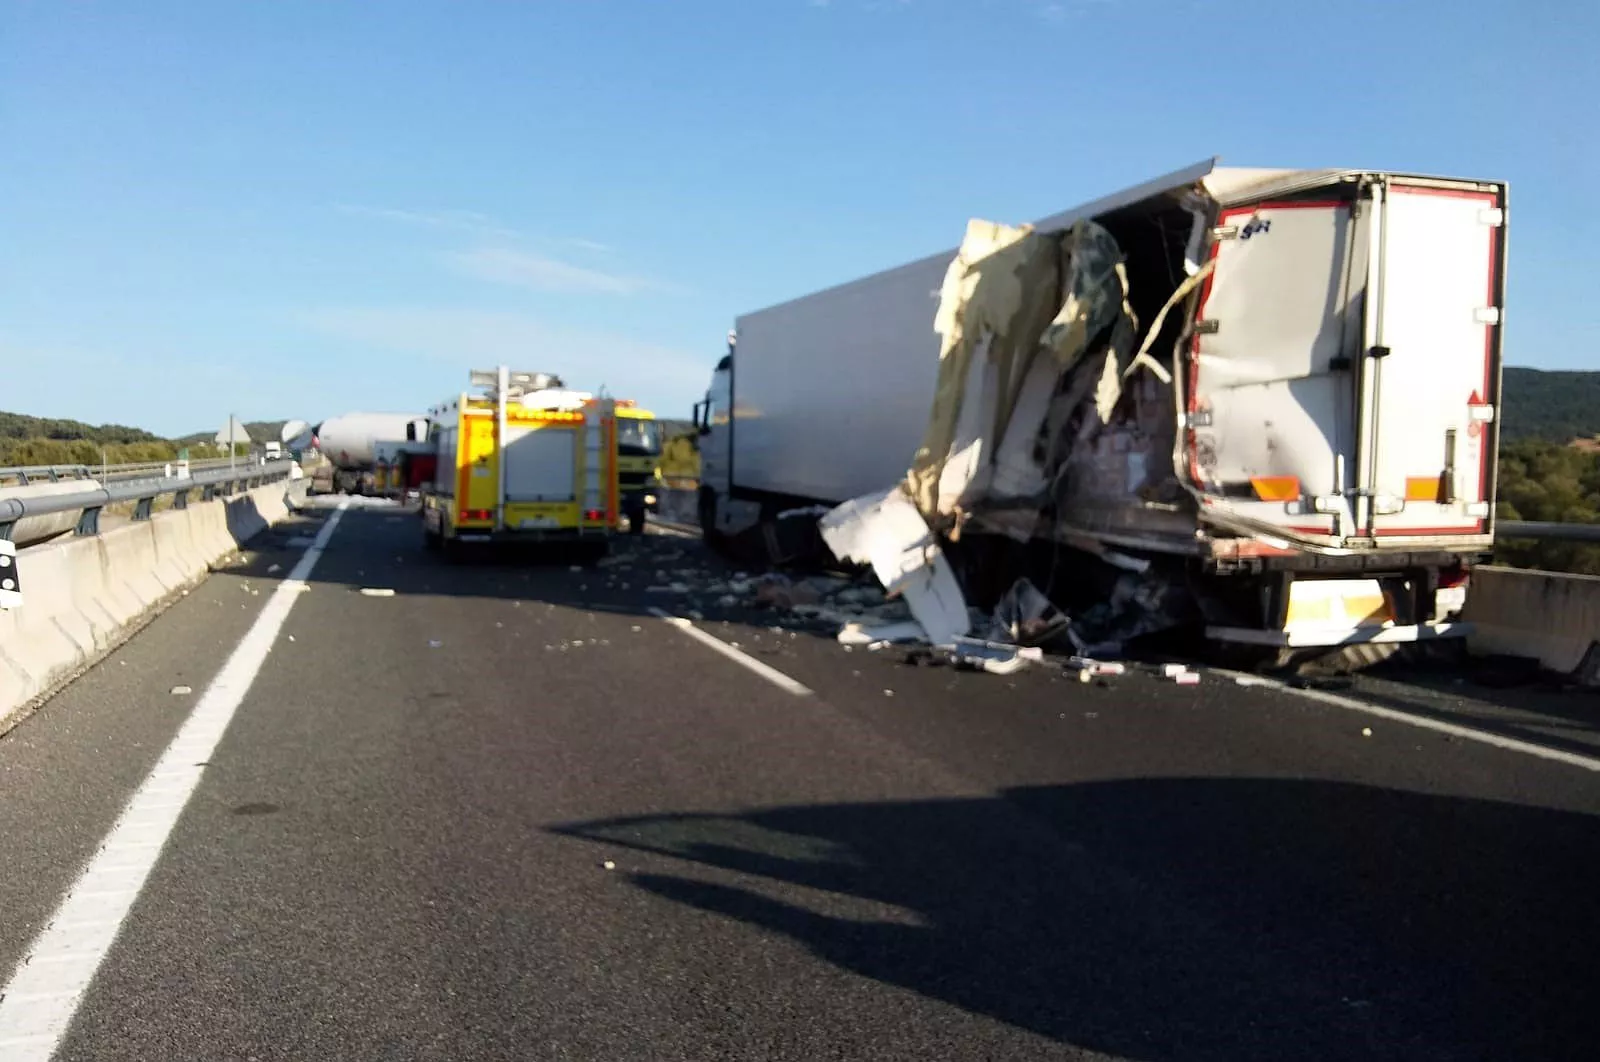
xmin=1474 ymin=307 xmax=1502 ymax=325
xmin=1478 ymin=207 xmax=1505 ymax=227
xmin=1210 ymin=225 xmax=1239 ymax=241
xmin=1193 ymin=319 xmax=1220 ymax=336
xmin=1186 ymin=410 xmax=1213 ymax=429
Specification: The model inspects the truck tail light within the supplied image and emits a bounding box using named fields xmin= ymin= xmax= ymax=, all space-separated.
xmin=1250 ymin=476 xmax=1301 ymax=502
xmin=1438 ymin=564 xmax=1470 ymax=589
xmin=584 ymin=509 xmax=607 ymax=522
xmin=463 ymin=508 xmax=493 ymax=521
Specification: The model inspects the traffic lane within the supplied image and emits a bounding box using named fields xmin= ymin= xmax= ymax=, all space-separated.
xmin=258 ymin=517 xmax=1600 ymax=1056
xmin=57 ymin=511 xmax=1109 ymax=1061
xmin=35 ymin=512 xmax=1599 ymax=1060
xmin=0 ymin=505 xmax=336 ymax=980
xmin=44 ymin=512 xmax=1448 ymax=1061
xmin=1348 ymin=666 xmax=1600 ymax=756
xmin=633 ymin=610 xmax=1600 ymax=1057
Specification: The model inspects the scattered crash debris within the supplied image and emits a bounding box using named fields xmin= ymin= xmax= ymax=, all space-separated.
xmin=359 ymin=588 xmax=396 ymax=597
xmin=949 ymin=638 xmax=1044 ymax=675
xmin=988 ymin=578 xmax=1071 ymax=648
xmin=170 ymin=685 xmax=193 ymax=695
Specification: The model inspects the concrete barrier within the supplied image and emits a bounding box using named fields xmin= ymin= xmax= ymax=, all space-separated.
xmin=1464 ymin=565 xmax=1600 ymax=675
xmin=0 ymin=482 xmax=300 ymax=731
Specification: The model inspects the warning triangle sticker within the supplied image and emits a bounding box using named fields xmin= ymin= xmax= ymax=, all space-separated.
xmin=1468 ymin=390 xmax=1483 ymax=405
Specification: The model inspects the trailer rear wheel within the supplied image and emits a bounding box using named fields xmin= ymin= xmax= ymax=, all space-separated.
xmin=1291 ymin=642 xmax=1401 ymax=675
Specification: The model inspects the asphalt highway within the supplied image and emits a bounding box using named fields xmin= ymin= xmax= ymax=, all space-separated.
xmin=2 ymin=500 xmax=1597 ymax=1061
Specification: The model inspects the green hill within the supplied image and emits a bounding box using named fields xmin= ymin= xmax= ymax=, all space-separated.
xmin=0 ymin=411 xmax=165 ymax=446
xmin=0 ymin=411 xmax=284 ymax=467
xmin=1500 ymin=367 xmax=1600 ymax=443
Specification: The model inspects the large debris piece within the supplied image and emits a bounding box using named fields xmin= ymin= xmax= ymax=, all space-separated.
xmin=817 ymin=215 xmax=1190 ymax=667
xmin=818 ymin=487 xmax=970 ymax=647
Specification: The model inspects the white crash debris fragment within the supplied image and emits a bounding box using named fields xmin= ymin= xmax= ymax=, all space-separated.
xmin=1067 ymin=656 xmax=1126 ymax=676
xmin=819 ymin=487 xmax=969 ymax=647
xmin=170 ymin=685 xmax=192 ymax=695
xmin=836 ymin=620 xmax=928 ymax=647
xmin=359 ymin=587 xmax=396 ymax=597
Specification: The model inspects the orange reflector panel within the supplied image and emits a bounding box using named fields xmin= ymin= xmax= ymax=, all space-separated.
xmin=1250 ymin=476 xmax=1301 ymax=502
xmin=1405 ymin=476 xmax=1444 ymax=502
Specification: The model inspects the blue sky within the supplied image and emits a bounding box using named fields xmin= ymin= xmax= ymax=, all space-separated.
xmin=1 ymin=0 xmax=1593 ymax=437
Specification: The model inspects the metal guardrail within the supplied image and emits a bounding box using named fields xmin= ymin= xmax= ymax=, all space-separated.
xmin=0 ymin=459 xmax=297 ymax=542
xmin=0 ymin=457 xmax=247 ymax=487
xmin=1497 ymin=521 xmax=1600 ymax=544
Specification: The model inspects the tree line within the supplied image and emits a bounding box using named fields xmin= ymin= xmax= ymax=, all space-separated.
xmin=1494 ymin=438 xmax=1600 ymax=575
xmin=0 ymin=411 xmax=257 ymax=469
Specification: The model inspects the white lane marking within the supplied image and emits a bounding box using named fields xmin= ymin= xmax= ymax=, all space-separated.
xmin=649 ymin=607 xmax=813 ymax=696
xmin=0 ymin=502 xmax=348 ymax=1059
xmin=1222 ymin=669 xmax=1600 ymax=774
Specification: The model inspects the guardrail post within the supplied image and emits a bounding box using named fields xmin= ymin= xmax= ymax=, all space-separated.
xmin=203 ymin=483 xmax=217 ymax=502
xmin=133 ymin=496 xmax=155 ymax=522
xmin=173 ymin=489 xmax=189 ymax=510
xmin=76 ymin=506 xmax=102 ymax=536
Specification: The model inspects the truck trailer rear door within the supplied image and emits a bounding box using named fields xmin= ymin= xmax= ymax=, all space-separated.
xmin=1357 ymin=179 xmax=1505 ymax=543
xmin=1188 ymin=190 xmax=1365 ymax=541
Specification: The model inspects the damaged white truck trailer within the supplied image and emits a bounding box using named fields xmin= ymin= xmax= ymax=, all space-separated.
xmin=693 ymin=159 xmax=1508 ymax=668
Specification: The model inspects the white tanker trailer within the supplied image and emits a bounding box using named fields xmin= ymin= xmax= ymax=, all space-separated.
xmin=309 ymin=412 xmax=429 ymax=495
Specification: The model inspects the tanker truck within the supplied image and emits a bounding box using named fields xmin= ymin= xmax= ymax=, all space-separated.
xmin=693 ymin=159 xmax=1508 ymax=670
xmin=309 ymin=412 xmax=429 ymax=495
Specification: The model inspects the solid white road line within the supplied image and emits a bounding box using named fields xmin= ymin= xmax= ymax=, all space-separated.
xmin=1222 ymin=669 xmax=1600 ymax=774
xmin=0 ymin=501 xmax=349 ymax=1060
xmin=649 ymin=607 xmax=814 ymax=696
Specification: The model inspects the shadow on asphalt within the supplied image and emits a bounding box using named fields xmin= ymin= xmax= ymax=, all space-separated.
xmin=555 ymin=778 xmax=1600 ymax=1062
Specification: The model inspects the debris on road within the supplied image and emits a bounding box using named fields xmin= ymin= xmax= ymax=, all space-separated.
xmin=359 ymin=588 xmax=396 ymax=597
xmin=267 ymin=564 xmax=282 ymax=574
xmin=170 ymin=685 xmax=192 ymax=695
xmin=428 ymin=639 xmax=443 ymax=649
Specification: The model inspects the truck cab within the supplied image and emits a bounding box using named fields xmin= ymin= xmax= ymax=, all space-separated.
xmin=693 ymin=338 xmax=736 ymax=536
xmin=614 ymin=403 xmax=663 ymax=534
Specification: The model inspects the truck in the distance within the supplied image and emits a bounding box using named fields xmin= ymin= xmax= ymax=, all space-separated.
xmin=692 ymin=159 xmax=1508 ymax=669
xmin=310 ymin=412 xmax=430 ymax=495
